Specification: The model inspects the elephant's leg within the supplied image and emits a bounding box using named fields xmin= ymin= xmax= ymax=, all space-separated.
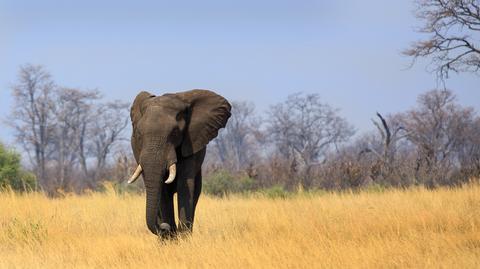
xmin=177 ymin=175 xmax=196 ymax=233
xmin=177 ymin=148 xmax=205 ymax=233
xmin=158 ymin=185 xmax=176 ymax=238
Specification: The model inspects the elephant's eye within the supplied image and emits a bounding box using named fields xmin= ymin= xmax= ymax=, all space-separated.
xmin=169 ymin=126 xmax=181 ymax=143
xmin=176 ymin=111 xmax=184 ymax=121
xmin=171 ymin=126 xmax=180 ymax=136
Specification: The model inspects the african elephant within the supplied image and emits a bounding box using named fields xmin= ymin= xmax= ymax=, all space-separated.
xmin=128 ymin=89 xmax=231 ymax=237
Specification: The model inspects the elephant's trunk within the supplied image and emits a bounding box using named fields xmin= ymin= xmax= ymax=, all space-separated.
xmin=144 ymin=165 xmax=163 ymax=235
xmin=141 ymin=144 xmax=178 ymax=235
xmin=146 ymin=192 xmax=160 ymax=234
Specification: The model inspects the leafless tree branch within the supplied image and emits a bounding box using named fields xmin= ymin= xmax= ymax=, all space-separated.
xmin=404 ymin=0 xmax=480 ymax=81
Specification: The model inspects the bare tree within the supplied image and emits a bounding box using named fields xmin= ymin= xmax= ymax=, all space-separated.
xmin=9 ymin=64 xmax=130 ymax=193
xmin=400 ymin=89 xmax=475 ymax=187
xmin=53 ymin=88 xmax=100 ymax=190
xmin=404 ymin=0 xmax=480 ymax=80
xmin=457 ymin=116 xmax=480 ymax=179
xmin=211 ymin=101 xmax=260 ymax=172
xmin=9 ymin=64 xmax=56 ymax=192
xmin=78 ymin=101 xmax=129 ymax=187
xmin=267 ymin=93 xmax=354 ymax=188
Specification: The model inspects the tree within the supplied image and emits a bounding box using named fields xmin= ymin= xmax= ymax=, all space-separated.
xmin=404 ymin=0 xmax=480 ymax=80
xmin=267 ymin=93 xmax=354 ymax=188
xmin=9 ymin=64 xmax=56 ymax=191
xmin=9 ymin=64 xmax=129 ymax=193
xmin=0 ymin=142 xmax=36 ymax=192
xmin=52 ymin=88 xmax=100 ymax=190
xmin=360 ymin=113 xmax=411 ymax=186
xmin=211 ymin=101 xmax=260 ymax=172
xmin=400 ymin=89 xmax=475 ymax=187
xmin=457 ymin=116 xmax=480 ymax=179
xmin=79 ymin=101 xmax=129 ymax=187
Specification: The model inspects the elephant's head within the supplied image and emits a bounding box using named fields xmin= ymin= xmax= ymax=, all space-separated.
xmin=129 ymin=89 xmax=231 ymax=234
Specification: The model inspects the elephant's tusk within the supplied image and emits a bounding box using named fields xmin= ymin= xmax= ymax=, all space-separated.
xmin=165 ymin=163 xmax=176 ymax=184
xmin=128 ymin=165 xmax=143 ymax=184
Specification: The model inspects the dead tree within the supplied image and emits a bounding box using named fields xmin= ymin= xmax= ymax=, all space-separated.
xmin=360 ymin=112 xmax=408 ymax=186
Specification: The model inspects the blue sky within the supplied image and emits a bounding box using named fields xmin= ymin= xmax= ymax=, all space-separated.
xmin=1 ymin=0 xmax=479 ymax=144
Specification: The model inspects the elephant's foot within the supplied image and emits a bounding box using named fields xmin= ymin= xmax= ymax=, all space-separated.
xmin=158 ymin=223 xmax=176 ymax=240
xmin=177 ymin=222 xmax=194 ymax=235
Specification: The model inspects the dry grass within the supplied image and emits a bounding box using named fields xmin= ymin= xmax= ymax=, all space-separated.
xmin=1 ymin=184 xmax=479 ymax=269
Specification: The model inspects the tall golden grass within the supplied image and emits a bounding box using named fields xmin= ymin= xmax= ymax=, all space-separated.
xmin=1 ymin=184 xmax=479 ymax=268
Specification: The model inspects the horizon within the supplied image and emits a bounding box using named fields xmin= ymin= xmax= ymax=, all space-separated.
xmin=1 ymin=0 xmax=479 ymax=145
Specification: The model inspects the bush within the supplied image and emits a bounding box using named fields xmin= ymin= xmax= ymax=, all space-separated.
xmin=0 ymin=143 xmax=36 ymax=192
xmin=203 ymin=170 xmax=256 ymax=197
xmin=261 ymin=185 xmax=290 ymax=199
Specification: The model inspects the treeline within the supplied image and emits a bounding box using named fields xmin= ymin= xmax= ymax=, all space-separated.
xmin=1 ymin=64 xmax=479 ymax=195
xmin=203 ymin=90 xmax=480 ymax=194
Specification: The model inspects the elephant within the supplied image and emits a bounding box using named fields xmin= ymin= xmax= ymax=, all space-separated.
xmin=128 ymin=89 xmax=231 ymax=237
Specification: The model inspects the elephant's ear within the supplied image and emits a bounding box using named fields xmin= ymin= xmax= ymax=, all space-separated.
xmin=131 ymin=91 xmax=155 ymax=126
xmin=176 ymin=89 xmax=231 ymax=157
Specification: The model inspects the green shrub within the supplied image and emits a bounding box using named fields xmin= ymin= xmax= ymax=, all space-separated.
xmin=236 ymin=175 xmax=256 ymax=193
xmin=0 ymin=143 xmax=37 ymax=192
xmin=203 ymin=170 xmax=257 ymax=197
xmin=261 ymin=185 xmax=290 ymax=199
xmin=363 ymin=183 xmax=388 ymax=193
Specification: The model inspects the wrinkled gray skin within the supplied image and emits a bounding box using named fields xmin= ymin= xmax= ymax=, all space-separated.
xmin=130 ymin=89 xmax=231 ymax=237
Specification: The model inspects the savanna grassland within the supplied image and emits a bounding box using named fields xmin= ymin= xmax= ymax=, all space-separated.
xmin=1 ymin=184 xmax=479 ymax=269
